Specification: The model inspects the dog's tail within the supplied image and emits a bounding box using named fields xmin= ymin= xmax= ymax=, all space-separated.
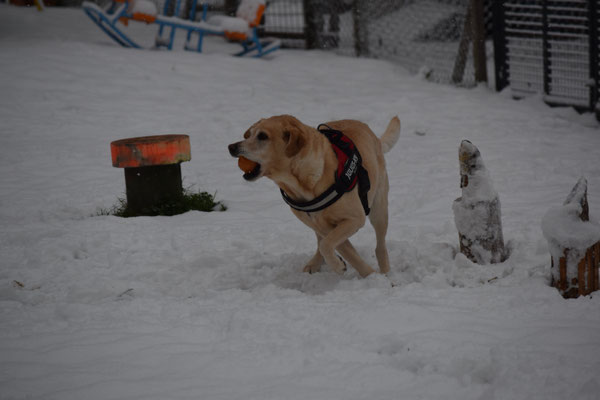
xmin=380 ymin=116 xmax=401 ymax=154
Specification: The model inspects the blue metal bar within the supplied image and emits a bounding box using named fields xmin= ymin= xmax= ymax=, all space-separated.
xmin=201 ymin=3 xmax=208 ymax=21
xmin=197 ymin=31 xmax=204 ymax=52
xmin=186 ymin=0 xmax=198 ymax=43
xmin=189 ymin=0 xmax=197 ymax=20
xmin=166 ymin=0 xmax=183 ymax=49
xmin=158 ymin=0 xmax=171 ymax=36
xmin=82 ymin=3 xmax=141 ymax=48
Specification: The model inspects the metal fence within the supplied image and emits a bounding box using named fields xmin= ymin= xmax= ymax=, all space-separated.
xmin=74 ymin=0 xmax=489 ymax=85
xmin=493 ymin=0 xmax=599 ymax=112
xmin=261 ymin=0 xmax=483 ymax=85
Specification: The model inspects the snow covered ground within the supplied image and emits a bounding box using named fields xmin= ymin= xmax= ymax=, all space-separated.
xmin=1 ymin=5 xmax=600 ymax=400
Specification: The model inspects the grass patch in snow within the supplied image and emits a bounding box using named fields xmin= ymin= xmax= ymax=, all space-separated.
xmin=98 ymin=188 xmax=226 ymax=217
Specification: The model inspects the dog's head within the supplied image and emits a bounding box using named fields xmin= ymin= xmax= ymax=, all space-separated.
xmin=228 ymin=115 xmax=306 ymax=182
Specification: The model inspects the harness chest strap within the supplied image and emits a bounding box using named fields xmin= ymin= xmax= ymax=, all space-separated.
xmin=280 ymin=125 xmax=371 ymax=215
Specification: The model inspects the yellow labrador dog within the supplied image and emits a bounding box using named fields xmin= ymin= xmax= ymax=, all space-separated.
xmin=228 ymin=115 xmax=400 ymax=277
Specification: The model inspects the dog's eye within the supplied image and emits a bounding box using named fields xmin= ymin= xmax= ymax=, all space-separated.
xmin=257 ymin=132 xmax=268 ymax=141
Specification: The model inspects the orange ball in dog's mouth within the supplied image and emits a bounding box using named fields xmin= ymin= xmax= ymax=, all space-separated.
xmin=237 ymin=156 xmax=261 ymax=181
xmin=238 ymin=156 xmax=259 ymax=174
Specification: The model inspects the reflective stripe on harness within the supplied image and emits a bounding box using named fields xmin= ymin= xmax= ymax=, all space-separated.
xmin=280 ymin=124 xmax=371 ymax=215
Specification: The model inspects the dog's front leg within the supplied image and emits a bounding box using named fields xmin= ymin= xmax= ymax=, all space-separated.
xmin=319 ymin=218 xmax=365 ymax=275
xmin=303 ymin=233 xmax=324 ymax=274
xmin=336 ymin=240 xmax=375 ymax=278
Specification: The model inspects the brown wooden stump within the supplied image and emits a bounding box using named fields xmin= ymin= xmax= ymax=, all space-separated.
xmin=452 ymin=140 xmax=506 ymax=264
xmin=545 ymin=178 xmax=600 ymax=298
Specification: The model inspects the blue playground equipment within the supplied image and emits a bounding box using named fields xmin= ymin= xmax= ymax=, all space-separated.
xmin=82 ymin=0 xmax=280 ymax=57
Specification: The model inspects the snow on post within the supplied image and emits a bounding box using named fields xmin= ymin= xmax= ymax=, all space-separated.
xmin=541 ymin=178 xmax=600 ymax=298
xmin=452 ymin=140 xmax=506 ymax=264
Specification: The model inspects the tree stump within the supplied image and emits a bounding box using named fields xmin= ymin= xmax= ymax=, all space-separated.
xmin=110 ymin=134 xmax=191 ymax=216
xmin=452 ymin=140 xmax=506 ymax=264
xmin=542 ymin=178 xmax=600 ymax=298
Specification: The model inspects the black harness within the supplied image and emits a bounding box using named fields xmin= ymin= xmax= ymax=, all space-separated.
xmin=280 ymin=124 xmax=371 ymax=216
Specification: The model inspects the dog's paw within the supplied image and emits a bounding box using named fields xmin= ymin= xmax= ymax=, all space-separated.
xmin=329 ymin=258 xmax=347 ymax=275
xmin=331 ymin=265 xmax=346 ymax=275
xmin=303 ymin=264 xmax=322 ymax=274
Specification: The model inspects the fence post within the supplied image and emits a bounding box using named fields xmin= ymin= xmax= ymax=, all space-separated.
xmin=471 ymin=0 xmax=488 ymax=83
xmin=353 ymin=0 xmax=369 ymax=57
xmin=492 ymin=0 xmax=508 ymax=91
xmin=541 ymin=0 xmax=550 ymax=97
xmin=588 ymin=0 xmax=599 ymax=111
xmin=303 ymin=0 xmax=318 ymax=49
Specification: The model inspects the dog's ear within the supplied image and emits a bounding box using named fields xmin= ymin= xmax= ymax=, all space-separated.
xmin=283 ymin=128 xmax=305 ymax=158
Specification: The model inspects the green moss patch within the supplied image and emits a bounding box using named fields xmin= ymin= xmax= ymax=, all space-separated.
xmin=98 ymin=189 xmax=226 ymax=217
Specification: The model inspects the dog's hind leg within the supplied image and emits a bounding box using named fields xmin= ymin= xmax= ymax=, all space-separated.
xmin=368 ymin=184 xmax=391 ymax=274
xmin=303 ymin=233 xmax=324 ymax=274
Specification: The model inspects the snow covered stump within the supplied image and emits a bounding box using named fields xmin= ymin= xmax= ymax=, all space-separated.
xmin=452 ymin=140 xmax=507 ymax=264
xmin=542 ymin=178 xmax=600 ymax=298
xmin=110 ymin=135 xmax=191 ymax=216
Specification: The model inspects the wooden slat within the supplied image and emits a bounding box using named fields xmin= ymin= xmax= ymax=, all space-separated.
xmin=593 ymin=242 xmax=600 ymax=290
xmin=578 ymin=256 xmax=585 ymax=296
xmin=560 ymin=251 xmax=568 ymax=292
xmin=589 ymin=247 xmax=595 ymax=293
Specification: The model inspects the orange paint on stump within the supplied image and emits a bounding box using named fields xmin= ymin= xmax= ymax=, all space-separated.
xmin=111 ymin=134 xmax=191 ymax=168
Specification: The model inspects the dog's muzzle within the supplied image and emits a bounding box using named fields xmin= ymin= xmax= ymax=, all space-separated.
xmin=228 ymin=142 xmax=262 ymax=181
xmin=228 ymin=142 xmax=241 ymax=157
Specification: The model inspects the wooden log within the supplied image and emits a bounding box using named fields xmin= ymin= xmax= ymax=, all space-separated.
xmin=453 ymin=140 xmax=506 ymax=264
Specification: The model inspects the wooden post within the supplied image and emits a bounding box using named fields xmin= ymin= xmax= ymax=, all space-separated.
xmin=453 ymin=140 xmax=506 ymax=264
xmin=492 ymin=0 xmax=509 ymax=91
